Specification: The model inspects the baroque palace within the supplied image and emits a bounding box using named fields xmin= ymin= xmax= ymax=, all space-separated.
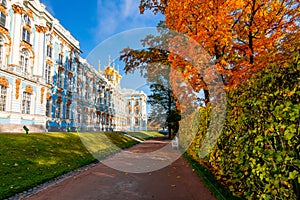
xmin=0 ymin=0 xmax=147 ymax=132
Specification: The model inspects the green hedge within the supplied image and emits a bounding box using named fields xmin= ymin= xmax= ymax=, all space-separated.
xmin=186 ymin=56 xmax=300 ymax=199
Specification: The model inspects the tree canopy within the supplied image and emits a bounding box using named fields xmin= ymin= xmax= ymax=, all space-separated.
xmin=139 ymin=0 xmax=300 ymax=88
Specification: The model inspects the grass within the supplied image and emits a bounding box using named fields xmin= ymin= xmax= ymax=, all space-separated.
xmin=183 ymin=153 xmax=243 ymax=200
xmin=122 ymin=131 xmax=164 ymax=141
xmin=0 ymin=132 xmax=139 ymax=199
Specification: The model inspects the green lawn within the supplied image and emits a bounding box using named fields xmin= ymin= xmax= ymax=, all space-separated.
xmin=123 ymin=131 xmax=164 ymax=141
xmin=0 ymin=132 xmax=139 ymax=199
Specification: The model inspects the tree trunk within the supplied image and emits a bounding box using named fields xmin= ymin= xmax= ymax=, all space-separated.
xmin=167 ymin=89 xmax=172 ymax=139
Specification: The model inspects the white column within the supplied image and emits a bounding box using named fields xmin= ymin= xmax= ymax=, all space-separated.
xmin=33 ymin=25 xmax=47 ymax=78
xmin=10 ymin=5 xmax=23 ymax=67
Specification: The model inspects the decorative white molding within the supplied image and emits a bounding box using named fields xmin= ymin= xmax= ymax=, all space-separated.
xmin=0 ymin=113 xmax=10 ymax=118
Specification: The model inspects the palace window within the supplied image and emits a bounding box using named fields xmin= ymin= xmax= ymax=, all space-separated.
xmin=22 ymin=28 xmax=30 ymax=43
xmin=58 ymin=54 xmax=63 ymax=65
xmin=46 ymin=99 xmax=51 ymax=117
xmin=57 ymin=70 xmax=63 ymax=88
xmin=0 ymin=85 xmax=7 ymax=111
xmin=135 ymin=118 xmax=139 ymax=126
xmin=23 ymin=14 xmax=31 ymax=26
xmin=55 ymin=100 xmax=61 ymax=118
xmin=77 ymin=108 xmax=81 ymax=124
xmin=45 ymin=64 xmax=51 ymax=84
xmin=127 ymin=117 xmax=131 ymax=125
xmin=20 ymin=49 xmax=29 ymax=75
xmin=0 ymin=37 xmax=4 ymax=67
xmin=67 ymin=75 xmax=72 ymax=91
xmin=0 ymin=0 xmax=7 ymax=7
xmin=77 ymin=80 xmax=82 ymax=93
xmin=68 ymin=60 xmax=72 ymax=71
xmin=66 ymin=103 xmax=71 ymax=119
xmin=0 ymin=11 xmax=6 ymax=27
xmin=46 ymin=45 xmax=52 ymax=58
xmin=135 ymin=107 xmax=139 ymax=115
xmin=22 ymin=92 xmax=31 ymax=114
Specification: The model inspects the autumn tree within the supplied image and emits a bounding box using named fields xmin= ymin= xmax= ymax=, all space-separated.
xmin=120 ymin=21 xmax=212 ymax=106
xmin=139 ymin=0 xmax=300 ymax=88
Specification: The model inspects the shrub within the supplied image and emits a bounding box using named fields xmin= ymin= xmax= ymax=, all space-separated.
xmin=187 ymin=55 xmax=300 ymax=199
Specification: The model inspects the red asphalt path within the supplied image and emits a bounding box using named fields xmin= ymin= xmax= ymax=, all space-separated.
xmin=25 ymin=138 xmax=215 ymax=200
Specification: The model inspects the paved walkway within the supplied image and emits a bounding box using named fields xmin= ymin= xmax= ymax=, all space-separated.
xmin=25 ymin=138 xmax=215 ymax=200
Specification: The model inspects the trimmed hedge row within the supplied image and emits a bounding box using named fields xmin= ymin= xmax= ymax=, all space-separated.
xmin=185 ymin=57 xmax=300 ymax=199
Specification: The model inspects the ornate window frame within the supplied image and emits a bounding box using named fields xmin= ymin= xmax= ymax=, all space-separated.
xmin=0 ymin=83 xmax=7 ymax=111
xmin=20 ymin=48 xmax=30 ymax=76
xmin=55 ymin=98 xmax=62 ymax=118
xmin=45 ymin=63 xmax=51 ymax=84
xmin=46 ymin=98 xmax=52 ymax=117
xmin=21 ymin=91 xmax=31 ymax=114
xmin=0 ymin=11 xmax=6 ymax=27
xmin=46 ymin=44 xmax=52 ymax=58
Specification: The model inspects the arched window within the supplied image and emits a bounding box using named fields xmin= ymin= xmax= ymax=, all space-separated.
xmin=135 ymin=107 xmax=139 ymax=115
xmin=22 ymin=92 xmax=31 ymax=114
xmin=22 ymin=15 xmax=31 ymax=44
xmin=46 ymin=98 xmax=51 ymax=117
xmin=0 ymin=84 xmax=7 ymax=111
xmin=127 ymin=117 xmax=131 ymax=125
xmin=22 ymin=28 xmax=30 ymax=43
xmin=67 ymin=74 xmax=72 ymax=91
xmin=0 ymin=11 xmax=6 ymax=27
xmin=45 ymin=64 xmax=51 ymax=84
xmin=77 ymin=107 xmax=82 ymax=124
xmin=23 ymin=14 xmax=31 ymax=26
xmin=57 ymin=69 xmax=63 ymax=88
xmin=66 ymin=102 xmax=71 ymax=119
xmin=20 ymin=49 xmax=30 ymax=75
xmin=55 ymin=99 xmax=62 ymax=118
xmin=58 ymin=53 xmax=63 ymax=65
xmin=46 ymin=45 xmax=52 ymax=58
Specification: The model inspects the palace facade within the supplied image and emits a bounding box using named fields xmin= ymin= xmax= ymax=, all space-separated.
xmin=0 ymin=0 xmax=147 ymax=133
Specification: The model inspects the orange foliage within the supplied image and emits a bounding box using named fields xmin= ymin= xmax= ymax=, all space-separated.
xmin=164 ymin=0 xmax=299 ymax=88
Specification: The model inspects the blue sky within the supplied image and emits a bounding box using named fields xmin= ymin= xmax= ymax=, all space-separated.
xmin=40 ymin=0 xmax=163 ymax=90
xmin=40 ymin=0 xmax=163 ymax=58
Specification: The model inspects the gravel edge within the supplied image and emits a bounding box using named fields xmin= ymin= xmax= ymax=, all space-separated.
xmin=6 ymin=161 xmax=99 ymax=200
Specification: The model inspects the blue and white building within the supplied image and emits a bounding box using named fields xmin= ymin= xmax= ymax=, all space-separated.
xmin=0 ymin=0 xmax=147 ymax=133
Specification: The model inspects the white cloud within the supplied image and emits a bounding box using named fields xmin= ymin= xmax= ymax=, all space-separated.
xmin=121 ymin=0 xmax=138 ymax=18
xmin=93 ymin=0 xmax=163 ymax=43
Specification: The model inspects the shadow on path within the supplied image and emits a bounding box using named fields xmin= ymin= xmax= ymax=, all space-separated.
xmin=26 ymin=138 xmax=215 ymax=200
